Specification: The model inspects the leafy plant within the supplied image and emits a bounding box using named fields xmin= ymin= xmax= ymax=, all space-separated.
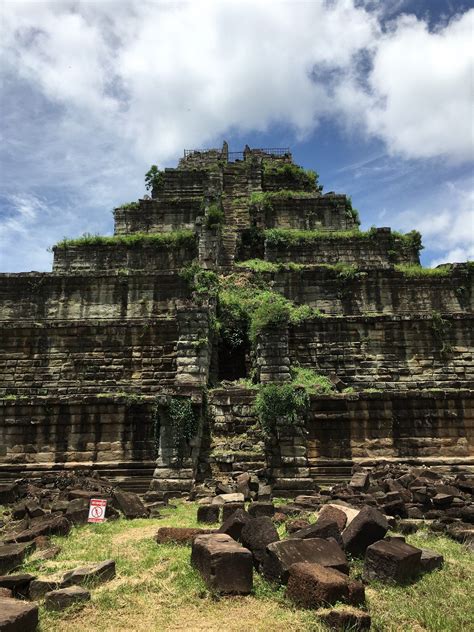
xmin=431 ymin=311 xmax=453 ymax=355
xmin=116 ymin=201 xmax=140 ymax=211
xmin=254 ymin=383 xmax=309 ymax=436
xmin=145 ymin=165 xmax=164 ymax=193
xmin=206 ymin=203 xmax=225 ymax=229
xmin=395 ymin=264 xmax=452 ymax=277
xmin=345 ymin=197 xmax=360 ymax=225
xmin=167 ymin=397 xmax=198 ymax=460
xmin=262 ymin=163 xmax=322 ymax=192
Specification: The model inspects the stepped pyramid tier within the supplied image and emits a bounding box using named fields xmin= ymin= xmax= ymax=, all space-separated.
xmin=1 ymin=142 xmax=473 ymax=495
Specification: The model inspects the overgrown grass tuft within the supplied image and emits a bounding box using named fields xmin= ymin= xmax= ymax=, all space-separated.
xmin=395 ymin=264 xmax=453 ymax=277
xmin=53 ymin=230 xmax=195 ymax=250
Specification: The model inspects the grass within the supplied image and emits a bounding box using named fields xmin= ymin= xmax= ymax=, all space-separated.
xmin=53 ymin=230 xmax=195 ymax=250
xmin=12 ymin=501 xmax=474 ymax=632
xmin=395 ymin=264 xmax=453 ymax=277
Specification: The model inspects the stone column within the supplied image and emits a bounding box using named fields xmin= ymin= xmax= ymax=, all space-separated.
xmin=256 ymin=326 xmax=291 ymax=383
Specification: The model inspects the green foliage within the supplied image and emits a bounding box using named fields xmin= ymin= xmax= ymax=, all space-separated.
xmin=255 ymin=383 xmax=309 ymax=436
xmin=180 ymin=263 xmax=219 ymax=298
xmin=145 ymin=164 xmax=164 ymax=193
xmin=250 ymin=293 xmax=292 ymax=340
xmin=116 ymin=201 xmax=140 ymax=211
xmin=290 ymin=367 xmax=333 ymax=394
xmin=264 ymin=228 xmax=364 ymax=247
xmin=249 ymin=190 xmax=316 ymax=215
xmin=54 ymin=230 xmax=195 ymax=250
xmin=205 ymin=203 xmax=225 ymax=229
xmin=263 ymin=162 xmax=322 ymax=192
xmin=167 ymin=397 xmax=198 ymax=459
xmin=345 ymin=196 xmax=360 ymax=225
xmin=395 ymin=264 xmax=453 ymax=277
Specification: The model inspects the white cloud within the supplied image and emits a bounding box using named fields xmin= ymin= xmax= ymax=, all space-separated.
xmin=393 ymin=181 xmax=474 ymax=266
xmin=365 ymin=11 xmax=474 ymax=161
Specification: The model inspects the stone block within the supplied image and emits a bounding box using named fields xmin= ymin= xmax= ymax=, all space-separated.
xmin=155 ymin=527 xmax=213 ymax=545
xmin=0 ymin=542 xmax=34 ymax=574
xmin=248 ymin=502 xmax=275 ymax=518
xmin=263 ymin=538 xmax=348 ymax=584
xmin=0 ymin=597 xmax=38 ymax=631
xmin=44 ymin=585 xmax=91 ymax=611
xmin=317 ymin=607 xmax=371 ymax=630
xmin=0 ymin=573 xmax=36 ymax=598
xmin=218 ymin=509 xmax=251 ymax=541
xmin=113 ymin=489 xmax=148 ymax=518
xmin=318 ymin=505 xmax=349 ymax=531
xmin=62 ymin=559 xmax=116 ymax=587
xmin=292 ymin=518 xmax=342 ymax=546
xmin=191 ymin=534 xmax=253 ymax=594
xmin=212 ymin=493 xmax=245 ymax=505
xmin=286 ymin=563 xmax=349 ymax=608
xmin=342 ymin=506 xmax=389 ymax=556
xmin=222 ymin=502 xmax=245 ymax=521
xmin=363 ymin=539 xmax=422 ymax=583
xmin=240 ymin=516 xmax=279 ymax=569
xmin=197 ymin=504 xmax=220 ymax=524
xmin=419 ymin=548 xmax=444 ymax=573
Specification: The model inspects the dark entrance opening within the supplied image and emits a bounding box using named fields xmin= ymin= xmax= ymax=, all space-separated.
xmin=218 ymin=340 xmax=249 ymax=381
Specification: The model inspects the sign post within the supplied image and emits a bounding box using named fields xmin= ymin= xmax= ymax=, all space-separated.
xmin=88 ymin=498 xmax=107 ymax=523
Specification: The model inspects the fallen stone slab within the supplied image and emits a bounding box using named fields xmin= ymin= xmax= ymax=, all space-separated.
xmin=0 ymin=574 xmax=36 ymax=598
xmin=0 ymin=587 xmax=12 ymax=598
xmin=240 ymin=516 xmax=279 ymax=570
xmin=61 ymin=559 xmax=116 ymax=587
xmin=222 ymin=502 xmax=246 ymax=521
xmin=317 ymin=607 xmax=371 ymax=630
xmin=44 ymin=585 xmax=91 ymax=611
xmin=218 ymin=509 xmax=251 ymax=541
xmin=29 ymin=575 xmax=64 ymax=600
xmin=263 ymin=538 xmax=349 ymax=584
xmin=326 ymin=503 xmax=360 ymax=527
xmin=364 ymin=539 xmax=422 ymax=583
xmin=0 ymin=596 xmax=38 ymax=631
xmin=318 ymin=505 xmax=348 ymax=531
xmin=113 ymin=489 xmax=148 ymax=519
xmin=342 ymin=506 xmax=388 ymax=556
xmin=191 ymin=533 xmax=253 ymax=594
xmin=3 ymin=515 xmax=70 ymax=543
xmin=293 ymin=495 xmax=321 ymax=509
xmin=155 ymin=527 xmax=214 ymax=545
xmin=420 ymin=548 xmax=444 ymax=573
xmin=248 ymin=502 xmax=275 ymax=518
xmin=65 ymin=498 xmax=90 ymax=525
xmin=29 ymin=545 xmax=61 ymax=563
xmin=197 ymin=504 xmax=220 ymax=524
xmin=0 ymin=483 xmax=19 ymax=505
xmin=0 ymin=543 xmax=35 ymax=574
xmin=292 ymin=519 xmax=342 ymax=545
xmin=212 ymin=493 xmax=245 ymax=505
xmin=286 ymin=563 xmax=349 ymax=608
xmin=349 ymin=472 xmax=370 ymax=491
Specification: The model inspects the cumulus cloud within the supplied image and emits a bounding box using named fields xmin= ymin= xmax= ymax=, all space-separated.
xmin=393 ymin=181 xmax=474 ymax=267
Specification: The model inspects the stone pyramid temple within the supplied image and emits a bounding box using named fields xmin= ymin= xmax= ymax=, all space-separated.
xmin=1 ymin=142 xmax=473 ymax=496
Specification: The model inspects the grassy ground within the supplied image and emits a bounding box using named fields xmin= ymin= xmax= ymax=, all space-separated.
xmin=14 ymin=500 xmax=474 ymax=632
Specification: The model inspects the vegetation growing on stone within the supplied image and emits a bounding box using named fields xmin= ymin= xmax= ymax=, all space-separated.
xmin=254 ymin=382 xmax=310 ymax=436
xmin=54 ymin=230 xmax=195 ymax=249
xmin=116 ymin=201 xmax=140 ymax=211
xmin=145 ymin=164 xmax=165 ymax=193
xmin=345 ymin=196 xmax=360 ymax=225
xmin=205 ymin=203 xmax=225 ymax=229
xmin=262 ymin=162 xmax=322 ymax=192
xmin=395 ymin=264 xmax=453 ymax=277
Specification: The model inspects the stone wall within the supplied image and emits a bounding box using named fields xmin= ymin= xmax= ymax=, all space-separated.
xmin=265 ymin=228 xmax=419 ymax=268
xmin=288 ymin=314 xmax=474 ymax=389
xmin=0 ymin=318 xmax=178 ymax=396
xmin=0 ymin=272 xmax=190 ymax=321
xmin=252 ymin=194 xmax=357 ymax=231
xmin=0 ymin=396 xmax=156 ymax=467
xmin=114 ymin=198 xmax=203 ymax=234
xmin=52 ymin=242 xmax=196 ymax=272
xmin=259 ymin=266 xmax=473 ymax=315
xmin=307 ymin=390 xmax=474 ymax=462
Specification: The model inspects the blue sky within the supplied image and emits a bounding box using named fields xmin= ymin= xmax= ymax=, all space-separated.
xmin=0 ymin=0 xmax=473 ymax=271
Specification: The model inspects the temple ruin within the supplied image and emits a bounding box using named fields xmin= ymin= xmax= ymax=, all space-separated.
xmin=1 ymin=142 xmax=473 ymax=495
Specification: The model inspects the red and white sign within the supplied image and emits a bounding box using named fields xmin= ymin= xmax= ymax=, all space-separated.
xmin=88 ymin=498 xmax=107 ymax=523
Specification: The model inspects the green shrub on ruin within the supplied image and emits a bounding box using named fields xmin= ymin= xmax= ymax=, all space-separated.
xmin=255 ymin=382 xmax=310 ymax=436
xmin=395 ymin=264 xmax=453 ymax=277
xmin=205 ymin=203 xmax=225 ymax=229
xmin=263 ymin=162 xmax=322 ymax=192
xmin=290 ymin=366 xmax=333 ymax=394
xmin=145 ymin=164 xmax=164 ymax=193
xmin=180 ymin=262 xmax=219 ymax=297
xmin=54 ymin=230 xmax=196 ymax=250
xmin=345 ymin=196 xmax=360 ymax=225
xmin=116 ymin=201 xmax=140 ymax=211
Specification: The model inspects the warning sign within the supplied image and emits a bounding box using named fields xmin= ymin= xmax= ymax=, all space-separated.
xmin=88 ymin=498 xmax=107 ymax=523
